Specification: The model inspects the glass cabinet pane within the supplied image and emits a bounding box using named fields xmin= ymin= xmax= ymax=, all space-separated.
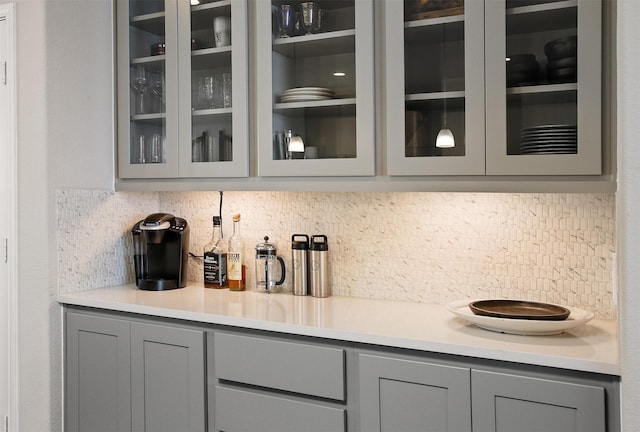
xmin=404 ymin=11 xmax=466 ymax=158
xmin=189 ymin=0 xmax=233 ymax=164
xmin=257 ymin=0 xmax=375 ymax=177
xmin=485 ymin=0 xmax=602 ymax=175
xmin=128 ymin=0 xmax=168 ymax=166
xmin=385 ymin=0 xmax=485 ymax=176
xmin=505 ymin=0 xmax=578 ymax=157
xmin=272 ymin=0 xmax=357 ymax=161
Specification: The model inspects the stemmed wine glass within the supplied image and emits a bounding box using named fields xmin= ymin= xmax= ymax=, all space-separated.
xmin=130 ymin=65 xmax=147 ymax=114
xmin=277 ymin=4 xmax=294 ymax=38
xmin=148 ymin=70 xmax=166 ymax=113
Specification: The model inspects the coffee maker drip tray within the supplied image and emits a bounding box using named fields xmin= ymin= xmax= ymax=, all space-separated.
xmin=138 ymin=278 xmax=180 ymax=291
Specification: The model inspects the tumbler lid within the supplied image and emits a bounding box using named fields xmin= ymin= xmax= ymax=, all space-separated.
xmin=310 ymin=234 xmax=328 ymax=251
xmin=291 ymin=234 xmax=309 ymax=250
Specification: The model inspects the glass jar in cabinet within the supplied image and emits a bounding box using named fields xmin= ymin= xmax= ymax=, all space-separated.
xmin=117 ymin=0 xmax=179 ymax=178
xmin=385 ymin=0 xmax=486 ymax=176
xmin=177 ymin=0 xmax=249 ymax=178
xmin=255 ymin=0 xmax=375 ymax=177
xmin=485 ymin=0 xmax=602 ymax=175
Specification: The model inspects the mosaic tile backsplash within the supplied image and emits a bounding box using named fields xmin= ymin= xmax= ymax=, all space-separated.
xmin=56 ymin=189 xmax=616 ymax=319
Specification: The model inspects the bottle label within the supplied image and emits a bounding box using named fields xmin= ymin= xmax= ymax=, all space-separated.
xmin=204 ymin=252 xmax=227 ymax=285
xmin=228 ymin=252 xmax=242 ymax=280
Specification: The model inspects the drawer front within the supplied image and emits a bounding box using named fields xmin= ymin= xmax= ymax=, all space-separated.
xmin=215 ymin=386 xmax=346 ymax=432
xmin=214 ymin=332 xmax=345 ymax=400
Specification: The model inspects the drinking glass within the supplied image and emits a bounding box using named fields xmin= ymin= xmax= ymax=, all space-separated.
xmin=278 ymin=4 xmax=294 ymax=38
xmin=201 ymin=75 xmax=222 ymax=109
xmin=301 ymin=2 xmax=321 ymax=34
xmin=133 ymin=135 xmax=146 ymax=164
xmin=222 ymin=72 xmax=232 ymax=108
xmin=213 ymin=16 xmax=231 ymax=47
xmin=150 ymin=134 xmax=163 ymax=163
xmin=130 ymin=66 xmax=147 ymax=114
xmin=149 ymin=70 xmax=166 ymax=113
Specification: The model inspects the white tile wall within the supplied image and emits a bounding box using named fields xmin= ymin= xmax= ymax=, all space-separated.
xmin=56 ymin=189 xmax=616 ymax=319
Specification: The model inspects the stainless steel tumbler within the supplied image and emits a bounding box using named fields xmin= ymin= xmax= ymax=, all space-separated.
xmin=309 ymin=235 xmax=329 ymax=298
xmin=291 ymin=234 xmax=309 ymax=296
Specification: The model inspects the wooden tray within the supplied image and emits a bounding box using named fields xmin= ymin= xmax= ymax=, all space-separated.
xmin=469 ymin=299 xmax=571 ymax=321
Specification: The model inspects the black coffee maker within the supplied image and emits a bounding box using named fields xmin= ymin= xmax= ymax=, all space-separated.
xmin=132 ymin=213 xmax=190 ymax=291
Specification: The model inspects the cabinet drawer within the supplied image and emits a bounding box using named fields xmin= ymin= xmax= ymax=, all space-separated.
xmin=215 ymin=386 xmax=345 ymax=432
xmin=214 ymin=332 xmax=345 ymax=400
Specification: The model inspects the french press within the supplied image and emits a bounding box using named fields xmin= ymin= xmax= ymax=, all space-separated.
xmin=254 ymin=236 xmax=286 ymax=293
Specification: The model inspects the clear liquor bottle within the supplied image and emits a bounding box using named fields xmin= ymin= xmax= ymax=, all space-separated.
xmin=203 ymin=216 xmax=228 ymax=288
xmin=227 ymin=213 xmax=246 ymax=291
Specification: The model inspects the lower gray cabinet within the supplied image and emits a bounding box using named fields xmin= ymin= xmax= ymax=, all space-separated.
xmin=130 ymin=322 xmax=206 ymax=432
xmin=65 ymin=312 xmax=131 ymax=432
xmin=65 ymin=310 xmax=206 ymax=432
xmin=471 ymin=370 xmax=605 ymax=432
xmin=358 ymin=354 xmax=472 ymax=432
xmin=215 ymin=386 xmax=346 ymax=432
xmin=211 ymin=331 xmax=347 ymax=432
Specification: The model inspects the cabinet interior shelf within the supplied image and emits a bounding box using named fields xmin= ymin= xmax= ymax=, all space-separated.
xmin=274 ymin=97 xmax=356 ymax=112
xmin=406 ymin=91 xmax=465 ymax=102
xmin=507 ymin=82 xmax=577 ymax=95
xmin=273 ymin=30 xmax=356 ymax=57
xmin=131 ymin=113 xmax=166 ymax=122
xmin=192 ymin=108 xmax=232 ymax=118
xmin=131 ymin=55 xmax=165 ymax=66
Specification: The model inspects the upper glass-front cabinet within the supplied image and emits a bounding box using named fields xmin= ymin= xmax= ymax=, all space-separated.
xmin=485 ymin=0 xmax=601 ymax=175
xmin=385 ymin=0 xmax=486 ymax=176
xmin=117 ymin=0 xmax=248 ymax=179
xmin=255 ymin=0 xmax=375 ymax=177
xmin=386 ymin=0 xmax=601 ymax=177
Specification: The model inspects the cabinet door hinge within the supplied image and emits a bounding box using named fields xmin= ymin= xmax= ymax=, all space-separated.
xmin=2 ymin=61 xmax=6 ymax=85
xmin=3 ymin=238 xmax=7 ymax=263
xmin=3 ymin=415 xmax=8 ymax=432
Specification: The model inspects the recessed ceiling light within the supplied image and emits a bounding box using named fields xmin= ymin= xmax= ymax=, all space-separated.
xmin=333 ymin=72 xmax=346 ymax=77
xmin=190 ymin=0 xmax=200 ymax=5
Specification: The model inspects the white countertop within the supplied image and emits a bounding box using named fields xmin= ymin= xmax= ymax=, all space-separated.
xmin=57 ymin=284 xmax=620 ymax=376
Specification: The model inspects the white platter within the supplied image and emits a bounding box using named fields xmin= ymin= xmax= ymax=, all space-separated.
xmin=281 ymin=86 xmax=334 ymax=95
xmin=281 ymin=95 xmax=333 ymax=102
xmin=446 ymin=299 xmax=594 ymax=335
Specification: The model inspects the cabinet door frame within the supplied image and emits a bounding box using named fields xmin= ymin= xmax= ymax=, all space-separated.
xmin=65 ymin=312 xmax=132 ymax=432
xmin=116 ymin=0 xmax=180 ymax=178
xmin=385 ymin=0 xmax=486 ymax=176
xmin=130 ymin=322 xmax=206 ymax=432
xmin=177 ymin=0 xmax=249 ymax=178
xmin=255 ymin=0 xmax=376 ymax=177
xmin=471 ymin=369 xmax=606 ymax=432
xmin=485 ymin=0 xmax=602 ymax=175
xmin=359 ymin=353 xmax=472 ymax=432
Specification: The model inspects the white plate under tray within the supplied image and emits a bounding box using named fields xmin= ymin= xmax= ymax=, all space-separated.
xmin=446 ymin=299 xmax=594 ymax=336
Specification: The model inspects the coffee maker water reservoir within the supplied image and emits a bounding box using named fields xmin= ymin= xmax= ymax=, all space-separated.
xmin=132 ymin=213 xmax=190 ymax=291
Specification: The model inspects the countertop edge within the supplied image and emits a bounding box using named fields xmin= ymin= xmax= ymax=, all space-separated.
xmin=57 ymin=286 xmax=621 ymax=377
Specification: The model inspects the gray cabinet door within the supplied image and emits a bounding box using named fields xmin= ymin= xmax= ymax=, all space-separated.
xmin=65 ymin=312 xmax=131 ymax=432
xmin=359 ymin=354 xmax=471 ymax=432
xmin=471 ymin=369 xmax=605 ymax=432
xmin=130 ymin=322 xmax=206 ymax=432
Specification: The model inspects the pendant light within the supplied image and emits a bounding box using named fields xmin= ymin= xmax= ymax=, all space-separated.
xmin=436 ymin=23 xmax=455 ymax=149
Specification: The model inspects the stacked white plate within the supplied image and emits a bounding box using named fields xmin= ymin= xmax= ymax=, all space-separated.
xmin=280 ymin=87 xmax=334 ymax=103
xmin=519 ymin=124 xmax=577 ymax=155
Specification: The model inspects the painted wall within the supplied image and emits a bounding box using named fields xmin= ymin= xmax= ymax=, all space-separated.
xmin=0 ymin=0 xmax=115 ymax=430
xmin=617 ymin=0 xmax=640 ymax=429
